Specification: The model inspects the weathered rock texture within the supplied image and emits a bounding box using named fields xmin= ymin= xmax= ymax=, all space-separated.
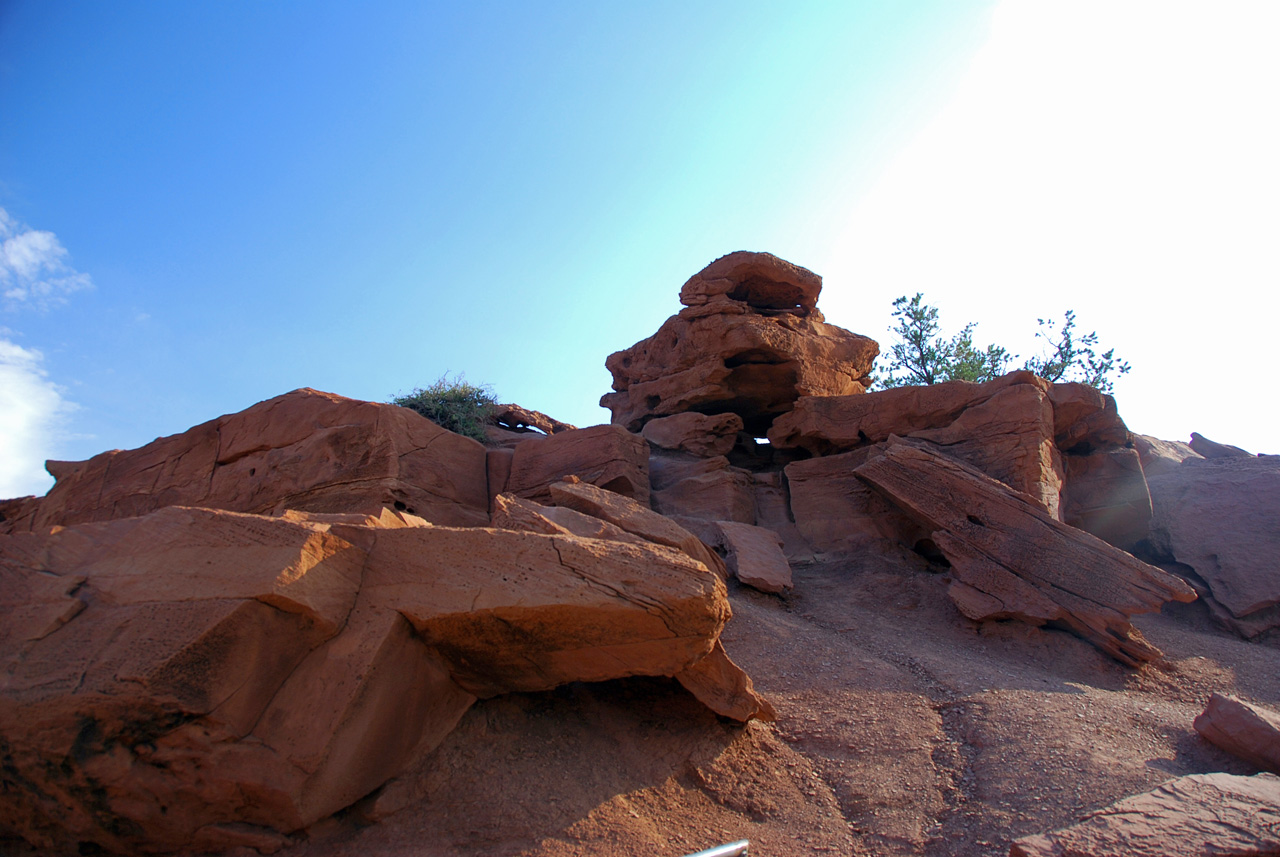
xmin=1133 ymin=433 xmax=1203 ymax=477
xmin=1 ymin=388 xmax=490 ymax=533
xmin=0 ymin=503 xmax=765 ymax=854
xmin=641 ymin=412 xmax=744 ymax=458
xmin=504 ymin=424 xmax=650 ymax=505
xmin=715 ymin=521 xmax=793 ymax=594
xmin=855 ymin=442 xmax=1197 ymax=665
xmin=650 ymin=452 xmax=756 ymax=524
xmin=1009 ymin=772 xmax=1280 ymax=857
xmin=771 ymin=373 xmax=1066 ymax=518
xmin=602 ymin=252 xmax=878 ymax=435
xmin=1194 ymin=693 xmax=1280 ymax=774
xmin=1145 ymin=455 xmax=1280 ymax=638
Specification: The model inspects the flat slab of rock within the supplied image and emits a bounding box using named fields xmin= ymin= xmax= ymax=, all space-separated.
xmin=715 ymin=521 xmax=792 ymax=593
xmin=1194 ymin=693 xmax=1280 ymax=773
xmin=854 ymin=441 xmax=1196 ymax=665
xmin=6 ymin=388 xmax=490 ymax=532
xmin=1146 ymin=454 xmax=1280 ymax=637
xmin=1010 ymin=772 xmax=1280 ymax=856
xmin=0 ymin=502 xmax=767 ymax=854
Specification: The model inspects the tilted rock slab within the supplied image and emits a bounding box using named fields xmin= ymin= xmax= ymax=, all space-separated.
xmin=1145 ymin=454 xmax=1280 ymax=638
xmin=0 ymin=388 xmax=490 ymax=534
xmin=1009 ymin=772 xmax=1280 ymax=857
xmin=854 ymin=442 xmax=1196 ymax=665
xmin=1194 ymin=693 xmax=1280 ymax=774
xmin=504 ymin=423 xmax=650 ymax=506
xmin=602 ymin=253 xmax=878 ymax=435
xmin=0 ymin=504 xmax=763 ymax=854
xmin=771 ymin=372 xmax=1067 ymax=517
xmin=715 ymin=521 xmax=793 ymax=594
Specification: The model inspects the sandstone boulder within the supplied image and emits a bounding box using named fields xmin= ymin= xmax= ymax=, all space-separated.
xmin=1046 ymin=382 xmax=1129 ymax=452
xmin=785 ymin=447 xmax=926 ymax=555
xmin=1189 ymin=431 xmax=1254 ymax=459
xmin=650 ymin=452 xmax=756 ymax=524
xmin=772 ymin=373 xmax=1065 ymax=517
xmin=855 ymin=441 xmax=1196 ymax=665
xmin=1060 ymin=446 xmax=1152 ymax=551
xmin=1194 ymin=693 xmax=1280 ymax=774
xmin=0 ymin=503 xmax=766 ymax=854
xmin=641 ymin=411 xmax=744 ymax=457
xmin=602 ymin=255 xmax=878 ymax=435
xmin=1010 ymin=772 xmax=1280 ymax=857
xmin=491 ymin=402 xmax=576 ymax=436
xmin=678 ymin=250 xmax=823 ymax=315
xmin=548 ymin=479 xmax=728 ymax=579
xmin=715 ymin=521 xmax=793 ymax=594
xmin=505 ymin=424 xmax=650 ymax=505
xmin=3 ymin=388 xmax=490 ymax=533
xmin=1133 ymin=433 xmax=1203 ymax=477
xmin=1145 ymin=455 xmax=1280 ymax=638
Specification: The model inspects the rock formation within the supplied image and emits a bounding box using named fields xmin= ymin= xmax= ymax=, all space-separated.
xmin=1010 ymin=772 xmax=1280 ymax=856
xmin=601 ymin=251 xmax=878 ymax=435
xmin=1194 ymin=693 xmax=1280 ymax=774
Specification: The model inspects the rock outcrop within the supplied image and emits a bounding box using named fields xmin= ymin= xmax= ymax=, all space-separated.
xmin=1145 ymin=454 xmax=1280 ymax=638
xmin=854 ymin=441 xmax=1197 ymax=665
xmin=502 ymin=424 xmax=650 ymax=505
xmin=601 ymin=252 xmax=878 ymax=435
xmin=1010 ymin=772 xmax=1280 ymax=857
xmin=1 ymin=388 xmax=491 ymax=533
xmin=1194 ymin=693 xmax=1280 ymax=773
xmin=0 ymin=502 xmax=762 ymax=853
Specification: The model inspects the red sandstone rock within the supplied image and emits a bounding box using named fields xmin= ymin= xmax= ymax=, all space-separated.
xmin=749 ymin=471 xmax=814 ymax=561
xmin=785 ymin=447 xmax=926 ymax=555
xmin=677 ymin=250 xmax=823 ymax=315
xmin=1046 ymin=382 xmax=1130 ymax=452
xmin=491 ymin=402 xmax=576 ymax=436
xmin=1189 ymin=431 xmax=1254 ymax=459
xmin=506 ymin=424 xmax=650 ymax=505
xmin=0 ymin=501 xmax=765 ymax=854
xmin=1146 ymin=455 xmax=1280 ymax=637
xmin=1060 ymin=446 xmax=1152 ymax=551
xmin=602 ymin=255 xmax=878 ymax=435
xmin=715 ymin=521 xmax=793 ymax=594
xmin=650 ymin=452 xmax=756 ymax=524
xmin=548 ymin=479 xmax=728 ymax=580
xmin=855 ymin=441 xmax=1196 ymax=665
xmin=490 ymin=492 xmax=651 ymax=549
xmin=1133 ymin=433 xmax=1203 ymax=477
xmin=1194 ymin=693 xmax=1280 ymax=774
xmin=770 ymin=372 xmax=1065 ymax=517
xmin=1009 ymin=772 xmax=1280 ymax=857
xmin=641 ymin=411 xmax=744 ymax=457
xmin=2 ymin=388 xmax=490 ymax=533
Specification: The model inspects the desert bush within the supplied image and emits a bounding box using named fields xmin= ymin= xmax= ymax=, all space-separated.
xmin=878 ymin=293 xmax=1130 ymax=393
xmin=391 ymin=374 xmax=497 ymax=442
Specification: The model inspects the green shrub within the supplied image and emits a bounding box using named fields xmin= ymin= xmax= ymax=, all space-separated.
xmin=391 ymin=374 xmax=497 ymax=442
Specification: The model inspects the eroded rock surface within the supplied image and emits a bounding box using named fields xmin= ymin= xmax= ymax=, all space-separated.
xmin=505 ymin=424 xmax=650 ymax=505
xmin=0 ymin=503 xmax=763 ymax=854
xmin=1145 ymin=454 xmax=1280 ymax=638
xmin=602 ymin=252 xmax=878 ymax=435
xmin=4 ymin=388 xmax=490 ymax=533
xmin=1194 ymin=693 xmax=1280 ymax=773
xmin=1010 ymin=772 xmax=1280 ymax=857
xmin=854 ymin=441 xmax=1197 ymax=665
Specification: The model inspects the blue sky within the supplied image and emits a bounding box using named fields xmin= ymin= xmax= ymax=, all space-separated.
xmin=2 ymin=1 xmax=1277 ymax=497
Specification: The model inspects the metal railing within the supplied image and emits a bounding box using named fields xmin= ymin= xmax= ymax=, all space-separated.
xmin=681 ymin=841 xmax=749 ymax=857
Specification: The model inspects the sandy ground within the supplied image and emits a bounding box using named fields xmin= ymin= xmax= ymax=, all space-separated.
xmin=4 ymin=548 xmax=1276 ymax=857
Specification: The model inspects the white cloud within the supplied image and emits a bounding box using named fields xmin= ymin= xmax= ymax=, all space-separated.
xmin=1 ymin=207 xmax=94 ymax=311
xmin=824 ymin=0 xmax=1280 ymax=452
xmin=0 ymin=337 xmax=73 ymax=498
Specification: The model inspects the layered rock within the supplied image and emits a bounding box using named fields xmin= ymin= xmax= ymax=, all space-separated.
xmin=1060 ymin=446 xmax=1152 ymax=552
xmin=1145 ymin=454 xmax=1280 ymax=638
xmin=1 ymin=388 xmax=490 ymax=533
xmin=641 ymin=412 xmax=744 ymax=458
xmin=1194 ymin=693 xmax=1280 ymax=774
xmin=649 ymin=453 xmax=756 ymax=524
xmin=1010 ymin=772 xmax=1280 ymax=857
xmin=854 ymin=441 xmax=1197 ymax=665
xmin=502 ymin=424 xmax=650 ymax=505
xmin=770 ymin=372 xmax=1065 ymax=517
xmin=0 ymin=502 xmax=766 ymax=854
xmin=601 ymin=252 xmax=878 ymax=435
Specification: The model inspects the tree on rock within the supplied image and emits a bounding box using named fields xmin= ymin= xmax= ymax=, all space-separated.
xmin=877 ymin=293 xmax=1130 ymax=393
xmin=391 ymin=374 xmax=497 ymax=442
